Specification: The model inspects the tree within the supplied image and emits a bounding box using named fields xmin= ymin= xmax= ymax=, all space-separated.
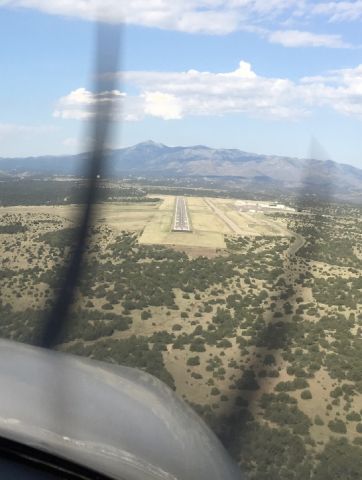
xmin=263 ymin=354 xmax=276 ymax=366
xmin=328 ymin=419 xmax=347 ymax=434
xmin=210 ymin=387 xmax=220 ymax=396
xmin=346 ymin=412 xmax=361 ymax=422
xmin=141 ymin=310 xmax=152 ymax=320
xmin=187 ymin=356 xmax=200 ymax=366
xmin=301 ymin=390 xmax=312 ymax=400
xmin=101 ymin=302 xmax=114 ymax=310
xmin=190 ymin=338 xmax=206 ymax=352
xmin=314 ymin=415 xmax=324 ymax=426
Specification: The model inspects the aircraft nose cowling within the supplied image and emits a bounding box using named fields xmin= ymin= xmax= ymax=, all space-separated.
xmin=0 ymin=340 xmax=243 ymax=480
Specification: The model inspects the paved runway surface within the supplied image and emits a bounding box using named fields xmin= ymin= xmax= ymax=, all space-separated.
xmin=173 ymin=197 xmax=191 ymax=231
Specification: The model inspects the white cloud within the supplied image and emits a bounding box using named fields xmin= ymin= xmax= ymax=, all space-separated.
xmin=301 ymin=64 xmax=362 ymax=117
xmin=0 ymin=0 xmax=358 ymax=47
xmin=0 ymin=0 xmax=245 ymax=32
xmin=53 ymin=61 xmax=362 ymax=122
xmin=124 ymin=61 xmax=304 ymax=119
xmin=0 ymin=0 xmax=292 ymax=28
xmin=53 ymin=62 xmax=304 ymax=121
xmin=311 ymin=1 xmax=362 ymax=22
xmin=268 ymin=29 xmax=350 ymax=48
xmin=143 ymin=92 xmax=183 ymax=120
xmin=53 ymin=87 xmax=126 ymax=120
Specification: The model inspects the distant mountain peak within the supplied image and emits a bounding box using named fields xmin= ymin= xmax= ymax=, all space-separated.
xmin=136 ymin=140 xmax=166 ymax=148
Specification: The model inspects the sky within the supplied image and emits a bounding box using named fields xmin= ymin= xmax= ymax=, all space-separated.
xmin=1 ymin=1 xmax=362 ymax=167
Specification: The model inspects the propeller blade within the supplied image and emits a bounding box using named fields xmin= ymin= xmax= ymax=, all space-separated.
xmin=38 ymin=22 xmax=122 ymax=349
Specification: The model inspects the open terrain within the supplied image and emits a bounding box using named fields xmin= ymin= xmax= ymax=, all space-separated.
xmin=1 ymin=193 xmax=362 ymax=479
xmin=140 ymin=195 xmax=292 ymax=250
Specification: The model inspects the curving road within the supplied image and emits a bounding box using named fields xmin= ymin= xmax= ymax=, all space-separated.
xmin=287 ymin=232 xmax=306 ymax=256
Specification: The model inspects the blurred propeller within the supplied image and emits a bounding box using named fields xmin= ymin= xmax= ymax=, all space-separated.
xmin=38 ymin=22 xmax=121 ymax=349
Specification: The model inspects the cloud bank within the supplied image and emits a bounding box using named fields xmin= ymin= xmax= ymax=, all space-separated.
xmin=53 ymin=61 xmax=362 ymax=122
xmin=1 ymin=0 xmax=361 ymax=47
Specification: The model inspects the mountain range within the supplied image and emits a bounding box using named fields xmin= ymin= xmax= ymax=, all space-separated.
xmin=1 ymin=141 xmax=362 ymax=200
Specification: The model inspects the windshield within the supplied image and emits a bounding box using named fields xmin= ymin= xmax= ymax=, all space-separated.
xmin=1 ymin=2 xmax=362 ymax=479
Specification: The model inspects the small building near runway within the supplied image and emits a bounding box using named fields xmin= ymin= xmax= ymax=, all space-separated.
xmin=235 ymin=200 xmax=296 ymax=213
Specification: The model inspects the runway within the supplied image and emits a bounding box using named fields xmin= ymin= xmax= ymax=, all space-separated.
xmin=173 ymin=197 xmax=191 ymax=232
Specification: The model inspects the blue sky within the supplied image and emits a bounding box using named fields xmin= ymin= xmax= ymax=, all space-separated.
xmin=1 ymin=1 xmax=362 ymax=167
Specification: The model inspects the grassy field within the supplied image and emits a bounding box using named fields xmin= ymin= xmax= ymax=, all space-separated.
xmin=140 ymin=195 xmax=292 ymax=249
xmin=140 ymin=196 xmax=227 ymax=249
xmin=1 ymin=196 xmax=291 ymax=252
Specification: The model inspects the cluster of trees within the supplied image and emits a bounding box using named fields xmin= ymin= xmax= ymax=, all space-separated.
xmin=193 ymin=401 xmax=362 ymax=479
xmin=72 ymin=233 xmax=238 ymax=312
xmin=0 ymin=302 xmax=45 ymax=344
xmin=38 ymin=228 xmax=79 ymax=250
xmin=259 ymin=393 xmax=311 ymax=435
xmin=0 ymin=180 xmax=87 ymax=206
xmin=0 ymin=179 xmax=152 ymax=206
xmin=288 ymin=206 xmax=362 ymax=268
xmin=313 ymin=277 xmax=359 ymax=309
xmin=313 ymin=438 xmax=362 ymax=480
xmin=0 ymin=223 xmax=27 ymax=234
xmin=61 ymin=309 xmax=131 ymax=343
xmin=66 ymin=336 xmax=175 ymax=390
xmin=108 ymin=196 xmax=160 ymax=203
xmin=233 ymin=420 xmax=313 ymax=480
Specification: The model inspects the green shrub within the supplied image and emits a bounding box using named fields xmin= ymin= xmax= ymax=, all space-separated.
xmin=301 ymin=390 xmax=312 ymax=400
xmin=190 ymin=338 xmax=206 ymax=352
xmin=101 ymin=303 xmax=114 ymax=310
xmin=330 ymin=386 xmax=343 ymax=398
xmin=187 ymin=356 xmax=200 ymax=366
xmin=263 ymin=354 xmax=276 ymax=366
xmin=141 ymin=310 xmax=152 ymax=320
xmin=216 ymin=339 xmax=232 ymax=349
xmin=346 ymin=412 xmax=361 ymax=422
xmin=275 ymin=378 xmax=308 ymax=392
xmin=314 ymin=415 xmax=324 ymax=426
xmin=235 ymin=396 xmax=249 ymax=407
xmin=210 ymin=387 xmax=220 ymax=396
xmin=328 ymin=419 xmax=347 ymax=434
